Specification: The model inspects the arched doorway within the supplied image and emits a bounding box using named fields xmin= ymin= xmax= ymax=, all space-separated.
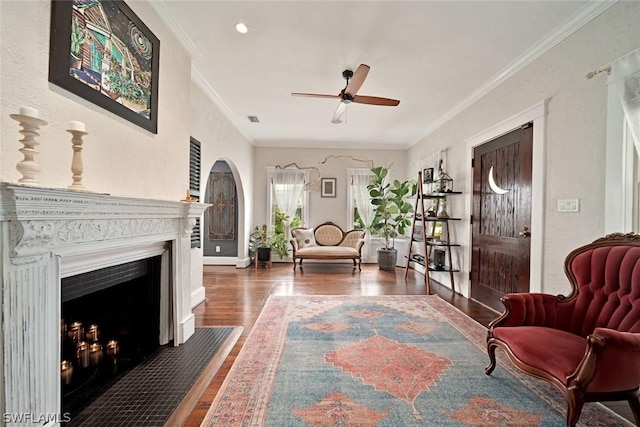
xmin=203 ymin=160 xmax=238 ymax=258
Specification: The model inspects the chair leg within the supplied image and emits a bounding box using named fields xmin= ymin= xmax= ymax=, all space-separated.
xmin=566 ymin=390 xmax=585 ymax=427
xmin=628 ymin=389 xmax=640 ymax=426
xmin=485 ymin=341 xmax=497 ymax=375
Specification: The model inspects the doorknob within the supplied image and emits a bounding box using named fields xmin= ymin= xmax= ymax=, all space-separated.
xmin=518 ymin=227 xmax=531 ymax=238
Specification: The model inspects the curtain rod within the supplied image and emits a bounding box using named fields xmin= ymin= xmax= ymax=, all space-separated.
xmin=585 ymin=64 xmax=612 ymax=80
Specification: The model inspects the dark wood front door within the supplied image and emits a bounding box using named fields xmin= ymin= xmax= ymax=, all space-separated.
xmin=471 ymin=124 xmax=533 ymax=311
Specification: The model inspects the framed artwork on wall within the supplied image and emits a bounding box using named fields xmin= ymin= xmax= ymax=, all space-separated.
xmin=49 ymin=0 xmax=160 ymax=133
xmin=423 ymin=168 xmax=434 ymax=183
xmin=321 ymin=178 xmax=337 ymax=198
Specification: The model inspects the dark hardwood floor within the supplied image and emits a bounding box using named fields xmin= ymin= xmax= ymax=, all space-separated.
xmin=184 ymin=262 xmax=634 ymax=426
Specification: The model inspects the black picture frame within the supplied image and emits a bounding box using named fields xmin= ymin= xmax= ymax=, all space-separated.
xmin=423 ymin=168 xmax=434 ymax=183
xmin=49 ymin=0 xmax=159 ymax=133
xmin=321 ymin=178 xmax=337 ymax=198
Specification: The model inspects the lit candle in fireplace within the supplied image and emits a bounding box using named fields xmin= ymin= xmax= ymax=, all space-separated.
xmin=85 ymin=324 xmax=99 ymax=342
xmin=60 ymin=360 xmax=73 ymax=385
xmin=68 ymin=321 xmax=83 ymax=343
xmin=89 ymin=343 xmax=103 ymax=365
xmin=77 ymin=341 xmax=90 ymax=368
xmin=106 ymin=340 xmax=119 ymax=364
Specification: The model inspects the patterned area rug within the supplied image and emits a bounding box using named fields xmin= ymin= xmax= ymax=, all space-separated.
xmin=201 ymin=295 xmax=632 ymax=426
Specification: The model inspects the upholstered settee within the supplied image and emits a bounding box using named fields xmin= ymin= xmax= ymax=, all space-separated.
xmin=290 ymin=222 xmax=365 ymax=271
xmin=485 ymin=233 xmax=640 ymax=426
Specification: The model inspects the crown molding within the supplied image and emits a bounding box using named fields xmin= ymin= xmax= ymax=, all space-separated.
xmin=410 ymin=0 xmax=618 ymax=147
xmin=191 ymin=68 xmax=255 ymax=144
xmin=149 ymin=1 xmax=201 ymax=59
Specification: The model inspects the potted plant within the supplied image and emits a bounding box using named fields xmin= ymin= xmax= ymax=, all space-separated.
xmin=249 ymin=225 xmax=290 ymax=264
xmin=368 ymin=166 xmax=416 ymax=270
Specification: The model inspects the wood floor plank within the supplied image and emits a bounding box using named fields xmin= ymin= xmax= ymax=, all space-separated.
xmin=182 ymin=263 xmax=633 ymax=426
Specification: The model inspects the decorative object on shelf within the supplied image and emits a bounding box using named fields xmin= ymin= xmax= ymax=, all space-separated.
xmin=181 ymin=188 xmax=197 ymax=202
xmin=435 ymin=159 xmax=454 ymax=192
xmin=368 ymin=165 xmax=417 ymax=270
xmin=433 ymin=249 xmax=446 ymax=270
xmin=320 ymin=177 xmax=337 ymax=197
xmin=66 ymin=121 xmax=88 ymax=190
xmin=10 ymin=106 xmax=48 ymax=185
xmin=436 ymin=198 xmax=449 ymax=219
xmin=49 ymin=1 xmax=160 ymax=133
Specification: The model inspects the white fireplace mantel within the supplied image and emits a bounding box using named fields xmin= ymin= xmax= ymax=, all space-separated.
xmin=0 ymin=182 xmax=209 ymax=425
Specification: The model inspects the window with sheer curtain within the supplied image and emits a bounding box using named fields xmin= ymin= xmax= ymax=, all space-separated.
xmin=267 ymin=168 xmax=309 ymax=235
xmin=347 ymin=168 xmax=375 ymax=257
xmin=605 ymin=47 xmax=640 ymax=233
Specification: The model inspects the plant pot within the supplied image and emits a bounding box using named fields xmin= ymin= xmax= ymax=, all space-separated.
xmin=257 ymin=247 xmax=271 ymax=262
xmin=377 ymin=248 xmax=397 ymax=271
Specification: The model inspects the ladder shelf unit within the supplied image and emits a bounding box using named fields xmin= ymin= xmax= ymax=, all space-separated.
xmin=405 ymin=170 xmax=462 ymax=294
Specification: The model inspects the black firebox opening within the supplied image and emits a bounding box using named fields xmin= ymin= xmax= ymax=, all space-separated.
xmin=61 ymin=256 xmax=163 ymax=417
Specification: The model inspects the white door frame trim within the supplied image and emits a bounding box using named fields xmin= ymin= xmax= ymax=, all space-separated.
xmin=464 ymin=100 xmax=547 ymax=296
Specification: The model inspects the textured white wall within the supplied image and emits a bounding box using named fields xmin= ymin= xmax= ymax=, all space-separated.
xmin=407 ymin=2 xmax=640 ymax=296
xmin=190 ymin=81 xmax=254 ymax=271
xmin=0 ymin=1 xmax=190 ymax=201
xmin=253 ymin=147 xmax=407 ymax=230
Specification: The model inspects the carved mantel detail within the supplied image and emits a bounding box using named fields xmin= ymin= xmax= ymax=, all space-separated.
xmin=0 ymin=182 xmax=210 ymax=421
xmin=1 ymin=183 xmax=209 ymax=263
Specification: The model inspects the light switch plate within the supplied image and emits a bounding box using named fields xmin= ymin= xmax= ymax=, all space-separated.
xmin=557 ymin=198 xmax=580 ymax=213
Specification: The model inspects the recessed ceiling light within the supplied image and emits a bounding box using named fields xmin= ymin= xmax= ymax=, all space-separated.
xmin=235 ymin=22 xmax=248 ymax=34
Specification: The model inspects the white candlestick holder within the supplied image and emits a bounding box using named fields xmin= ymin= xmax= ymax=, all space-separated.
xmin=66 ymin=125 xmax=88 ymax=190
xmin=10 ymin=109 xmax=48 ymax=185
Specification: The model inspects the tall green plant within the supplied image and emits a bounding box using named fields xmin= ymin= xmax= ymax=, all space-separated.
xmin=368 ymin=166 xmax=416 ymax=250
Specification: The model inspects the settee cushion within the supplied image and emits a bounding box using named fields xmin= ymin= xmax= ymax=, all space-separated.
xmin=296 ymin=246 xmax=359 ymax=257
xmin=292 ymin=228 xmax=316 ymax=249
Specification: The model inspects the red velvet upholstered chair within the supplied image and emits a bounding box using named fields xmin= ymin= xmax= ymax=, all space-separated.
xmin=485 ymin=233 xmax=640 ymax=426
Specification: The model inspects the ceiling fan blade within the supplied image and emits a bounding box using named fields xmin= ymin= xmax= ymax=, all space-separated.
xmin=353 ymin=95 xmax=400 ymax=106
xmin=331 ymin=101 xmax=347 ymax=124
xmin=291 ymin=92 xmax=341 ymax=99
xmin=344 ymin=64 xmax=370 ymax=96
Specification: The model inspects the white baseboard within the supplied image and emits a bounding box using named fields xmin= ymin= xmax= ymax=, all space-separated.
xmin=191 ymin=286 xmax=205 ymax=308
xmin=203 ymin=256 xmax=237 ymax=265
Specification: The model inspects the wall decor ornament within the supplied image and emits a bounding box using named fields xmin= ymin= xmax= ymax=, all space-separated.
xmin=49 ymin=0 xmax=160 ymax=133
xmin=208 ymin=172 xmax=235 ymax=240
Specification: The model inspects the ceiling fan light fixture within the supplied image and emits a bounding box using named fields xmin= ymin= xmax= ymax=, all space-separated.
xmin=234 ymin=22 xmax=248 ymax=34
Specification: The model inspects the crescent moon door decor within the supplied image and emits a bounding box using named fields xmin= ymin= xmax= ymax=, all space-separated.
xmin=488 ymin=166 xmax=509 ymax=194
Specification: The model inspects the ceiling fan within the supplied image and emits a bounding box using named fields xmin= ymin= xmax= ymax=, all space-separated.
xmin=291 ymin=64 xmax=400 ymax=124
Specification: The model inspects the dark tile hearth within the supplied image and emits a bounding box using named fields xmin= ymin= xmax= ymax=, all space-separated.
xmin=69 ymin=327 xmax=236 ymax=427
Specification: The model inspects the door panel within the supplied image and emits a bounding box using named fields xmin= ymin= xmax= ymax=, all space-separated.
xmin=471 ymin=125 xmax=533 ymax=311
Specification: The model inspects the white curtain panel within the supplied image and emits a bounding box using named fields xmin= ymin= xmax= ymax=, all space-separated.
xmin=611 ymin=47 xmax=640 ymax=156
xmin=352 ymin=170 xmax=375 ymax=258
xmin=272 ymin=169 xmax=306 ymax=231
